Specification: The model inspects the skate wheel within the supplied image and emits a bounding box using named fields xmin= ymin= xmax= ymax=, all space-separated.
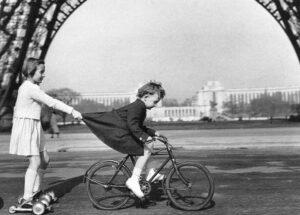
xmin=41 ymin=194 xmax=51 ymax=203
xmin=40 ymin=197 xmax=50 ymax=207
xmin=32 ymin=202 xmax=46 ymax=215
xmin=8 ymin=205 xmax=17 ymax=214
xmin=47 ymin=191 xmax=57 ymax=202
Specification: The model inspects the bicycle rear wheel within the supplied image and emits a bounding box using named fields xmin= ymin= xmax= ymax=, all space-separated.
xmin=86 ymin=161 xmax=131 ymax=210
xmin=165 ymin=162 xmax=214 ymax=211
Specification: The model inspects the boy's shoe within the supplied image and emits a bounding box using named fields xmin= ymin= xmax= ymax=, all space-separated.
xmin=146 ymin=168 xmax=164 ymax=182
xmin=126 ymin=177 xmax=144 ymax=198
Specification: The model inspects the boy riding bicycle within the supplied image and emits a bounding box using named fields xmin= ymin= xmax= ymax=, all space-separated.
xmin=83 ymin=81 xmax=167 ymax=198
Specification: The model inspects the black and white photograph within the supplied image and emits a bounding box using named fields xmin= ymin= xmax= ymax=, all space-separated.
xmin=1 ymin=0 xmax=300 ymax=214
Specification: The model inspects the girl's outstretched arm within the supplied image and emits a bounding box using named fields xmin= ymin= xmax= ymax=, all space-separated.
xmin=31 ymin=86 xmax=73 ymax=114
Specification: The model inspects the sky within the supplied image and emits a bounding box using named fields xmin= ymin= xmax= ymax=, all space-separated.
xmin=43 ymin=0 xmax=300 ymax=101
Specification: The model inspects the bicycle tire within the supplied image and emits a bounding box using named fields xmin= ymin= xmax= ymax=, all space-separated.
xmin=165 ymin=162 xmax=214 ymax=211
xmin=86 ymin=161 xmax=131 ymax=210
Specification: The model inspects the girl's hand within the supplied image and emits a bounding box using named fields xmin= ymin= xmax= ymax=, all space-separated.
xmin=72 ymin=109 xmax=82 ymax=120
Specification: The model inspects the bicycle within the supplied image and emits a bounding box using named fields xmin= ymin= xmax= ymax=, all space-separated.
xmin=83 ymin=137 xmax=215 ymax=211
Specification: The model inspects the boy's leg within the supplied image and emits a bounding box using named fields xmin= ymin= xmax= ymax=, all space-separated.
xmin=126 ymin=144 xmax=153 ymax=198
xmin=33 ymin=150 xmax=49 ymax=193
xmin=24 ymin=155 xmax=41 ymax=200
xmin=145 ymin=141 xmax=164 ymax=181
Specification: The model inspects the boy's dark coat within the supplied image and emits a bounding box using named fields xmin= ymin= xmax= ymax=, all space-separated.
xmin=82 ymin=99 xmax=156 ymax=156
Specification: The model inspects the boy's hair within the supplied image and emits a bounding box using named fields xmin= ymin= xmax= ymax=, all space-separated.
xmin=137 ymin=80 xmax=166 ymax=99
xmin=22 ymin=57 xmax=45 ymax=78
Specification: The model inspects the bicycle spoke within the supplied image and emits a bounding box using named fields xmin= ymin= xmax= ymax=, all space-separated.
xmin=86 ymin=162 xmax=131 ymax=210
xmin=165 ymin=163 xmax=214 ymax=210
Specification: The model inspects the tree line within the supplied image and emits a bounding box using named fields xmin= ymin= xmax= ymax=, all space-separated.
xmin=222 ymin=92 xmax=300 ymax=119
xmin=41 ymin=88 xmax=130 ymax=127
xmin=41 ymin=88 xmax=300 ymax=128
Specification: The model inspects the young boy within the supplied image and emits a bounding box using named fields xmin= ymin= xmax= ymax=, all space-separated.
xmin=83 ymin=81 xmax=166 ymax=198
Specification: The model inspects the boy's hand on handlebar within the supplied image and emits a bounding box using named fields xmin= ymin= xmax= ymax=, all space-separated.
xmin=145 ymin=136 xmax=155 ymax=144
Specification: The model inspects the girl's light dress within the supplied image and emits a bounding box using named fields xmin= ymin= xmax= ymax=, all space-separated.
xmin=9 ymin=80 xmax=73 ymax=156
xmin=10 ymin=118 xmax=45 ymax=156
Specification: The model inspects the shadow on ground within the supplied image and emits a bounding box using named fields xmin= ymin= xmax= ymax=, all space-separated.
xmin=0 ymin=197 xmax=4 ymax=209
xmin=168 ymin=199 xmax=216 ymax=211
xmin=116 ymin=182 xmax=215 ymax=211
xmin=46 ymin=175 xmax=84 ymax=198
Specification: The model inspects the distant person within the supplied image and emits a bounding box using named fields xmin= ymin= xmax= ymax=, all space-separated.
xmin=50 ymin=110 xmax=60 ymax=138
xmin=83 ymin=81 xmax=167 ymax=199
xmin=9 ymin=57 xmax=82 ymax=208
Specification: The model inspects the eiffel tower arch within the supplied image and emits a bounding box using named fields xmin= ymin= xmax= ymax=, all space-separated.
xmin=0 ymin=0 xmax=300 ymax=129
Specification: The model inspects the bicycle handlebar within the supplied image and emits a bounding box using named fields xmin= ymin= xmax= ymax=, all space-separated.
xmin=154 ymin=135 xmax=165 ymax=142
xmin=145 ymin=136 xmax=174 ymax=150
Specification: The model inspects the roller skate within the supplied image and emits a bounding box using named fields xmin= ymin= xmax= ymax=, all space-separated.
xmin=31 ymin=191 xmax=57 ymax=215
xmin=8 ymin=197 xmax=33 ymax=214
xmin=9 ymin=190 xmax=56 ymax=215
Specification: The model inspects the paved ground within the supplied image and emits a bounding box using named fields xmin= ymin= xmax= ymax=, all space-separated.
xmin=1 ymin=128 xmax=300 ymax=215
xmin=2 ymin=127 xmax=300 ymax=153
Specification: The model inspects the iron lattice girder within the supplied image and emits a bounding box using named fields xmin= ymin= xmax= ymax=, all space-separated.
xmin=0 ymin=0 xmax=88 ymax=117
xmin=1 ymin=0 xmax=300 ymax=122
xmin=255 ymin=0 xmax=300 ymax=61
xmin=50 ymin=0 xmax=87 ymax=46
xmin=0 ymin=0 xmax=88 ymax=65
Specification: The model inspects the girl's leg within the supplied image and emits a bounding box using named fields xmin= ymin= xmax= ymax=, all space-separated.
xmin=33 ymin=150 xmax=49 ymax=193
xmin=23 ymin=155 xmax=41 ymax=200
xmin=126 ymin=143 xmax=153 ymax=198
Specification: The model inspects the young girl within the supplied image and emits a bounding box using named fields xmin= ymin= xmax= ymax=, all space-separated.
xmin=9 ymin=57 xmax=82 ymax=207
xmin=83 ymin=81 xmax=166 ymax=198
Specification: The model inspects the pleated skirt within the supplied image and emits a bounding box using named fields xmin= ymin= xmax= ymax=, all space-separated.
xmin=9 ymin=117 xmax=46 ymax=156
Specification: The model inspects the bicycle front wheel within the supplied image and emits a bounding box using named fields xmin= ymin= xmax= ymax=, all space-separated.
xmin=165 ymin=162 xmax=214 ymax=211
xmin=86 ymin=161 xmax=131 ymax=210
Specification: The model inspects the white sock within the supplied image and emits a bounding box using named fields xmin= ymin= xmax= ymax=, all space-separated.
xmin=33 ymin=169 xmax=46 ymax=193
xmin=131 ymin=167 xmax=142 ymax=180
xmin=23 ymin=168 xmax=37 ymax=200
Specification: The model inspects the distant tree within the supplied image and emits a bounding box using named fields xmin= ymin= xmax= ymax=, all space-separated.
xmin=223 ymin=92 xmax=291 ymax=119
xmin=162 ymin=98 xmax=179 ymax=107
xmin=223 ymin=100 xmax=248 ymax=116
xmin=75 ymin=99 xmax=109 ymax=113
xmin=290 ymin=104 xmax=300 ymax=115
xmin=46 ymin=88 xmax=80 ymax=105
xmin=181 ymin=98 xmax=192 ymax=106
xmin=248 ymin=92 xmax=290 ymax=118
xmin=46 ymin=88 xmax=81 ymax=124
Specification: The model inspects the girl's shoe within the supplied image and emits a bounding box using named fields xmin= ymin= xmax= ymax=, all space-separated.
xmin=126 ymin=177 xmax=144 ymax=198
xmin=146 ymin=168 xmax=164 ymax=182
xmin=17 ymin=190 xmax=40 ymax=204
xmin=18 ymin=198 xmax=33 ymax=208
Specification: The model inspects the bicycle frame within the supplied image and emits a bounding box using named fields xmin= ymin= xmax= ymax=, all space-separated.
xmin=147 ymin=139 xmax=190 ymax=186
xmin=84 ymin=139 xmax=191 ymax=189
xmin=85 ymin=139 xmax=215 ymax=211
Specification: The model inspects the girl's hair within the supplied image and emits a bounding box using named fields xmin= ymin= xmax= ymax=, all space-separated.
xmin=137 ymin=80 xmax=166 ymax=99
xmin=22 ymin=57 xmax=45 ymax=78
